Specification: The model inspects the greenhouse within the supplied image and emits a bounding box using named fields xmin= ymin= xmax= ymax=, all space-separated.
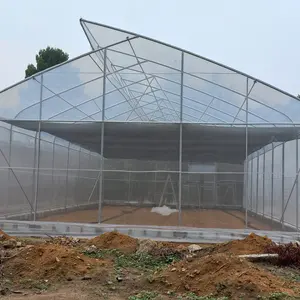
xmin=0 ymin=19 xmax=299 ymax=232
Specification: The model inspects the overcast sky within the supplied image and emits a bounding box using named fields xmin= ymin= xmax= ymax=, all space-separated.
xmin=1 ymin=0 xmax=300 ymax=95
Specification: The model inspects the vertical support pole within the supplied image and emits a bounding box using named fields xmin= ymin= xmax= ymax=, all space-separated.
xmin=7 ymin=125 xmax=13 ymax=214
xmin=64 ymin=142 xmax=70 ymax=210
xmin=282 ymin=143 xmax=285 ymax=230
xmin=88 ymin=151 xmax=92 ymax=204
xmin=51 ymin=137 xmax=56 ymax=206
xmin=77 ymin=147 xmax=81 ymax=205
xmin=262 ymin=148 xmax=266 ymax=217
xmin=127 ymin=172 xmax=131 ymax=204
xmin=250 ymin=158 xmax=253 ymax=212
xmin=98 ymin=48 xmax=107 ymax=223
xmin=33 ymin=74 xmax=43 ymax=221
xmin=178 ymin=51 xmax=184 ymax=226
xmin=256 ymin=153 xmax=259 ymax=214
xmin=245 ymin=77 xmax=249 ymax=228
xmin=271 ymin=143 xmax=274 ymax=226
xmin=296 ymin=138 xmax=299 ymax=231
xmin=32 ymin=132 xmax=37 ymax=219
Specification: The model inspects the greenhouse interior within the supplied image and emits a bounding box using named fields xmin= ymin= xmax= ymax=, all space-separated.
xmin=0 ymin=19 xmax=300 ymax=232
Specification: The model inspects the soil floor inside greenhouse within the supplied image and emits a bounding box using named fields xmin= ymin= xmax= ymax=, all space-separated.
xmin=1 ymin=231 xmax=300 ymax=299
xmin=39 ymin=206 xmax=274 ymax=230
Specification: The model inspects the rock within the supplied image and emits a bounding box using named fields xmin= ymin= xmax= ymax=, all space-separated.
xmin=171 ymin=268 xmax=177 ymax=272
xmin=116 ymin=276 xmax=123 ymax=282
xmin=187 ymin=244 xmax=202 ymax=253
xmin=136 ymin=239 xmax=157 ymax=254
xmin=186 ymin=255 xmax=193 ymax=262
xmin=55 ymin=257 xmax=60 ymax=262
xmin=2 ymin=240 xmax=16 ymax=249
xmin=84 ymin=245 xmax=97 ymax=254
xmin=67 ymin=277 xmax=73 ymax=281
xmin=16 ymin=241 xmax=22 ymax=248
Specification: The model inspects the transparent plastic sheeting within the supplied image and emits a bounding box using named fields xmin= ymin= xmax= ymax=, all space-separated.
xmin=0 ymin=121 xmax=101 ymax=217
xmin=1 ymin=23 xmax=300 ymax=124
xmin=245 ymin=138 xmax=300 ymax=230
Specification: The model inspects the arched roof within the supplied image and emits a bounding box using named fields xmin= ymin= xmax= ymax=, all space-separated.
xmin=1 ymin=19 xmax=300 ymax=164
xmin=0 ymin=18 xmax=299 ymax=125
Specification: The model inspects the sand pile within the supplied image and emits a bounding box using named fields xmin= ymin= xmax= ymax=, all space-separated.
xmin=88 ymin=231 xmax=138 ymax=254
xmin=154 ymin=253 xmax=297 ymax=299
xmin=3 ymin=244 xmax=107 ymax=281
xmin=204 ymin=233 xmax=273 ymax=256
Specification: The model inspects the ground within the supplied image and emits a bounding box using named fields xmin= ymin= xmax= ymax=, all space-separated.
xmin=1 ymin=230 xmax=300 ymax=299
xmin=39 ymin=206 xmax=274 ymax=230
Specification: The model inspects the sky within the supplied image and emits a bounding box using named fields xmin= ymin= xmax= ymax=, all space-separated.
xmin=0 ymin=0 xmax=300 ymax=95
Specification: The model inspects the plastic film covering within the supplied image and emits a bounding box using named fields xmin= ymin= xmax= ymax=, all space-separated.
xmin=246 ymin=127 xmax=300 ymax=231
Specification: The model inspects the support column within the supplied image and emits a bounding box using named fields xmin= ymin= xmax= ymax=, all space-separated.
xmin=245 ymin=77 xmax=249 ymax=228
xmin=250 ymin=158 xmax=253 ymax=212
xmin=98 ymin=48 xmax=107 ymax=223
xmin=64 ymin=142 xmax=70 ymax=210
xmin=178 ymin=51 xmax=184 ymax=226
xmin=7 ymin=125 xmax=13 ymax=215
xmin=271 ymin=143 xmax=274 ymax=225
xmin=51 ymin=138 xmax=56 ymax=206
xmin=282 ymin=143 xmax=285 ymax=230
xmin=77 ymin=147 xmax=81 ymax=205
xmin=262 ymin=148 xmax=266 ymax=217
xmin=256 ymin=154 xmax=259 ymax=214
xmin=88 ymin=151 xmax=92 ymax=204
xmin=297 ymin=138 xmax=299 ymax=231
xmin=33 ymin=74 xmax=43 ymax=221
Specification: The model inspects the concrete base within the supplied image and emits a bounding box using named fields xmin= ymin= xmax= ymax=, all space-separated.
xmin=0 ymin=219 xmax=300 ymax=244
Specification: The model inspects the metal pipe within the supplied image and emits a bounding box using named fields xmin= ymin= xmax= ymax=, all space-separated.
xmin=178 ymin=51 xmax=184 ymax=226
xmin=33 ymin=74 xmax=43 ymax=221
xmin=282 ymin=143 xmax=285 ymax=230
xmin=245 ymin=77 xmax=249 ymax=228
xmin=51 ymin=137 xmax=56 ymax=206
xmin=297 ymin=138 xmax=299 ymax=231
xmin=250 ymin=158 xmax=253 ymax=212
xmin=262 ymin=148 xmax=266 ymax=217
xmin=271 ymin=143 xmax=274 ymax=225
xmin=98 ymin=49 xmax=107 ymax=223
xmin=64 ymin=142 xmax=70 ymax=210
xmin=256 ymin=154 xmax=259 ymax=214
xmin=7 ymin=125 xmax=13 ymax=214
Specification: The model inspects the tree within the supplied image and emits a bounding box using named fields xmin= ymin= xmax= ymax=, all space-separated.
xmin=25 ymin=46 xmax=69 ymax=78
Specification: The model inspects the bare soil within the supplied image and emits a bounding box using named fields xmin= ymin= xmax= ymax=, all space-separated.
xmin=39 ymin=206 xmax=273 ymax=230
xmin=1 ymin=231 xmax=300 ymax=299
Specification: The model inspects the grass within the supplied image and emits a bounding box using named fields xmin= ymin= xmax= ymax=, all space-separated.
xmin=83 ymin=249 xmax=181 ymax=272
xmin=128 ymin=291 xmax=158 ymax=300
xmin=178 ymin=293 xmax=228 ymax=300
xmin=257 ymin=292 xmax=299 ymax=300
xmin=18 ymin=278 xmax=50 ymax=291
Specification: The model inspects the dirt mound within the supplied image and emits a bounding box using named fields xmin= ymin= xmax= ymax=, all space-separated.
xmin=3 ymin=244 xmax=108 ymax=281
xmin=154 ymin=253 xmax=298 ymax=298
xmin=0 ymin=229 xmax=12 ymax=241
xmin=211 ymin=233 xmax=273 ymax=255
xmin=88 ymin=231 xmax=138 ymax=254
